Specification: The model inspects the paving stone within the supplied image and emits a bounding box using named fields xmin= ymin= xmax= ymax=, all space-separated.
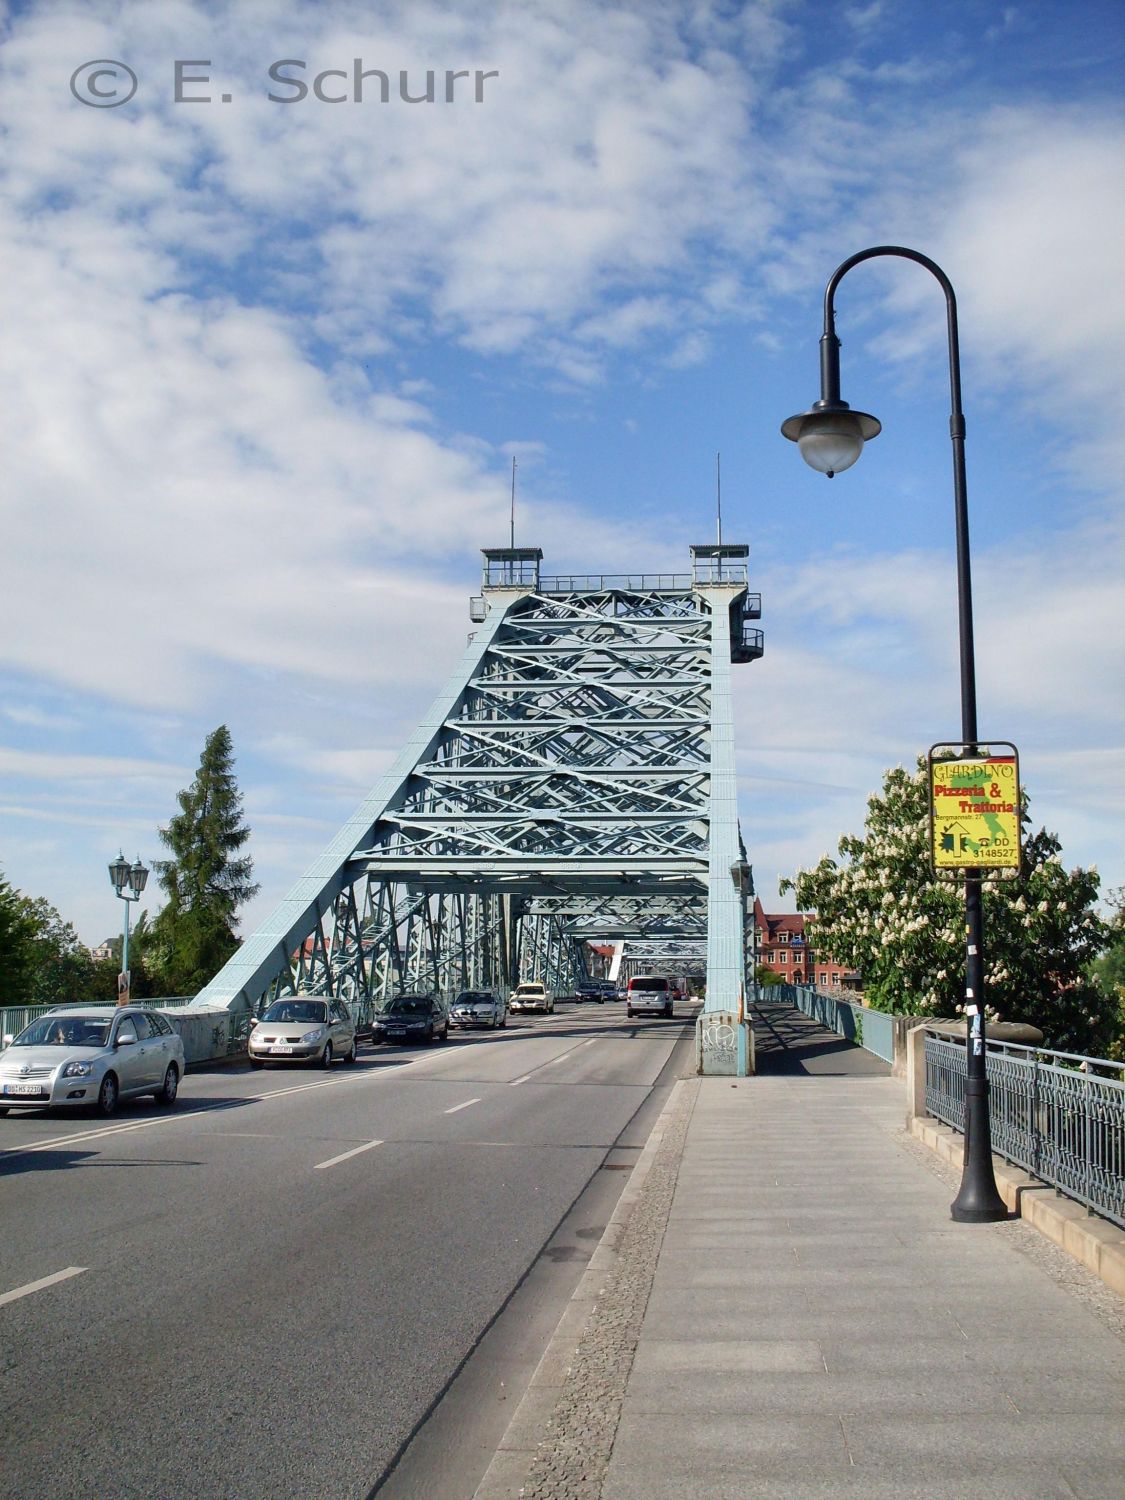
xmin=475 ymin=1006 xmax=1125 ymax=1500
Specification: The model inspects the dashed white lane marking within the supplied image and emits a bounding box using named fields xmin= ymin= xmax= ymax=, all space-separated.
xmin=444 ymin=1097 xmax=481 ymax=1114
xmin=0 ymin=1266 xmax=87 ymax=1308
xmin=510 ymin=1036 xmax=598 ymax=1086
xmin=313 ymin=1138 xmax=384 ymax=1171
xmin=2 ymin=1022 xmax=613 ymax=1159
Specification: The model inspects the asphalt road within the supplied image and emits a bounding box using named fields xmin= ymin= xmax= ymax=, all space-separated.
xmin=0 ymin=1000 xmax=697 ymax=1500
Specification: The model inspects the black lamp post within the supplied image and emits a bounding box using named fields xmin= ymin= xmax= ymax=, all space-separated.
xmin=109 ymin=852 xmax=149 ymax=1004
xmin=782 ymin=245 xmax=1007 ymax=1223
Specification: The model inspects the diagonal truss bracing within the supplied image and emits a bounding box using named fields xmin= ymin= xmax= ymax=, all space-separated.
xmin=192 ymin=546 xmax=763 ymax=1019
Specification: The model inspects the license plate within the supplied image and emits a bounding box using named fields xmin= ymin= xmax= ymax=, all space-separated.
xmin=269 ymin=1045 xmax=294 ymax=1055
xmin=387 ymin=1029 xmax=407 ymax=1037
xmin=4 ymin=1084 xmax=45 ymax=1096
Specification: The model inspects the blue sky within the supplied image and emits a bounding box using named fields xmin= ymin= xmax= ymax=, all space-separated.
xmin=1 ymin=0 xmax=1122 ymax=948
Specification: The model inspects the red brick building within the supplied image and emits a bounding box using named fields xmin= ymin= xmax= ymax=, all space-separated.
xmin=753 ymin=898 xmax=853 ymax=990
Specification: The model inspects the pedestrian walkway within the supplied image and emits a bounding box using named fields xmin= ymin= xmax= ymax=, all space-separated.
xmin=476 ymin=1002 xmax=1125 ymax=1500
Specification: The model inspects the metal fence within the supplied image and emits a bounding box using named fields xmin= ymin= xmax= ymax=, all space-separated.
xmin=540 ymin=573 xmax=696 ymax=594
xmin=925 ymin=1031 xmax=1125 ymax=1228
xmin=0 ymin=1004 xmax=52 ymax=1041
xmin=2 ymin=997 xmax=196 ymax=1043
xmin=779 ymin=984 xmax=899 ymax=1063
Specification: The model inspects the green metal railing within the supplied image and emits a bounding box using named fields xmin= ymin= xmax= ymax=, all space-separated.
xmin=925 ymin=1031 xmax=1125 ymax=1228
xmin=778 ymin=983 xmax=900 ymax=1063
xmin=1 ymin=1004 xmax=53 ymax=1041
xmin=2 ymin=997 xmax=196 ymax=1042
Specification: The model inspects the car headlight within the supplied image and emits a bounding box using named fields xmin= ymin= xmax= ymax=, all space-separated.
xmin=304 ymin=1027 xmax=326 ymax=1043
xmin=62 ymin=1061 xmax=95 ymax=1078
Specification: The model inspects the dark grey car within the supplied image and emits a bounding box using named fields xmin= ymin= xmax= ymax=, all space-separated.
xmin=377 ymin=994 xmax=449 ymax=1045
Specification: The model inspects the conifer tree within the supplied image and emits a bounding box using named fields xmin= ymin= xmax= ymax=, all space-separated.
xmin=149 ymin=726 xmax=259 ymax=994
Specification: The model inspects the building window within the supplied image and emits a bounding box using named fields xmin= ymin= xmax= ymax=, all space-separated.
xmin=778 ymin=932 xmax=789 ymax=944
xmin=819 ymin=971 xmax=828 ymax=985
xmin=832 ymin=974 xmax=841 ymax=986
xmin=779 ymin=952 xmax=787 ymax=964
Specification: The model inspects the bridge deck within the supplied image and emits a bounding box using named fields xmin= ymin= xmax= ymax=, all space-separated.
xmin=481 ymin=1001 xmax=1125 ymax=1500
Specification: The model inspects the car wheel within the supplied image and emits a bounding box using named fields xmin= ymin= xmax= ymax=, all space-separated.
xmin=321 ymin=1042 xmax=333 ymax=1069
xmin=96 ymin=1072 xmax=119 ymax=1117
xmin=154 ymin=1064 xmax=179 ymax=1107
xmin=0 ymin=1106 xmax=9 ymax=1116
xmin=346 ymin=1036 xmax=358 ymax=1064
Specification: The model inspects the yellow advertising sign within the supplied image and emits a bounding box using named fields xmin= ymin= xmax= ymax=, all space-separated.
xmin=929 ymin=746 xmax=1021 ymax=872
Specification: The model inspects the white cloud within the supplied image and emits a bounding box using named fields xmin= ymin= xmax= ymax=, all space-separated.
xmin=2 ymin=0 xmax=1121 ymax=946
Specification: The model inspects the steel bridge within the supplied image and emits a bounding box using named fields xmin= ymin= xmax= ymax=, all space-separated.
xmin=192 ymin=543 xmax=763 ymax=1071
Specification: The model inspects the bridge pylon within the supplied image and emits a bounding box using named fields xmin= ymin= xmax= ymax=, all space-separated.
xmin=192 ymin=544 xmax=763 ymax=1074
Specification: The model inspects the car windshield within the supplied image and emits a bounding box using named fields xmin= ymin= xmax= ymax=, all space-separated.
xmin=456 ymin=993 xmax=492 ymax=1004
xmin=630 ymin=978 xmax=667 ymax=992
xmin=516 ymin=985 xmax=543 ymax=993
xmin=260 ymin=1000 xmax=328 ymax=1024
xmin=388 ymin=998 xmax=431 ymax=1015
xmin=12 ymin=1016 xmax=110 ymax=1048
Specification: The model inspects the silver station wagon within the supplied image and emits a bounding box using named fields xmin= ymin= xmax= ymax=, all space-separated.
xmin=0 ymin=1006 xmax=186 ymax=1116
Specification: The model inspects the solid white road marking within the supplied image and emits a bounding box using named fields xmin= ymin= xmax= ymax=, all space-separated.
xmin=0 ymin=1066 xmax=417 ymax=1161
xmin=0 ymin=1266 xmax=87 ymax=1308
xmin=444 ymin=1097 xmax=481 ymax=1114
xmin=313 ymin=1138 xmax=384 ymax=1170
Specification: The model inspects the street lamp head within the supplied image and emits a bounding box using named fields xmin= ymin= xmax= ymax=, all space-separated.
xmin=108 ymin=852 xmax=130 ymax=895
xmin=128 ymin=857 xmax=149 ymax=897
xmin=780 ymin=401 xmax=881 ymax=478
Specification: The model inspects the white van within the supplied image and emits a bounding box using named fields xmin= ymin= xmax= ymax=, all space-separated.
xmin=625 ymin=975 xmax=673 ymax=1019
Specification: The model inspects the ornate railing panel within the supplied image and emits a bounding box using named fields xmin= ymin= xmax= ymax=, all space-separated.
xmin=925 ymin=1032 xmax=1125 ymax=1228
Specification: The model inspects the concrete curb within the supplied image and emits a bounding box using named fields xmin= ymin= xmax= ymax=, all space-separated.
xmin=910 ymin=1115 xmax=1125 ymax=1297
xmin=473 ymin=1076 xmax=699 ymax=1500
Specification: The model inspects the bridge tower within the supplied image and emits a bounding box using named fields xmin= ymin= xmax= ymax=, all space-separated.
xmin=192 ymin=544 xmax=763 ymax=1074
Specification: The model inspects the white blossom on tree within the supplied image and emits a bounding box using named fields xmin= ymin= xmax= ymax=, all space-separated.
xmin=780 ymin=758 xmax=1111 ymax=1052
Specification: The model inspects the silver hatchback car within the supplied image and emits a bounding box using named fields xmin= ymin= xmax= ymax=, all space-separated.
xmin=248 ymin=997 xmax=358 ymax=1068
xmin=0 ymin=1006 xmax=186 ymax=1116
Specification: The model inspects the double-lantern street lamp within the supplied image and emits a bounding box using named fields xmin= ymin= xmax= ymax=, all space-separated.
xmin=108 ymin=852 xmax=149 ymax=1005
xmin=782 ymin=245 xmax=1007 ymax=1224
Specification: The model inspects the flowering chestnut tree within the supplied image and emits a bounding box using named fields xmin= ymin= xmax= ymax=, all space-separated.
xmin=780 ymin=758 xmax=1112 ymax=1053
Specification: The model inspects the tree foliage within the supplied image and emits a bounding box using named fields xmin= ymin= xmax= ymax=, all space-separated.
xmin=148 ymin=726 xmax=258 ymax=995
xmin=1091 ymin=887 xmax=1125 ymax=1061
xmin=14 ymin=896 xmax=103 ymax=1006
xmin=780 ymin=758 xmax=1113 ymax=1054
xmin=0 ymin=870 xmax=112 ymax=1006
xmin=0 ymin=868 xmax=38 ymax=1005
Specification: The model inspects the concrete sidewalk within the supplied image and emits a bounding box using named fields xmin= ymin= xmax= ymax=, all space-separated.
xmin=475 ymin=1004 xmax=1125 ymax=1500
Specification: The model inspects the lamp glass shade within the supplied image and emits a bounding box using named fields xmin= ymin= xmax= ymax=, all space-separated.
xmin=108 ymin=853 xmax=130 ymax=893
xmin=796 ymin=412 xmax=865 ymax=475
xmin=129 ymin=859 xmax=149 ymax=896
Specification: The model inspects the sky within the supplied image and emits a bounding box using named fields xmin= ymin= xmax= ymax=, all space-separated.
xmin=1 ymin=0 xmax=1122 ymax=950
